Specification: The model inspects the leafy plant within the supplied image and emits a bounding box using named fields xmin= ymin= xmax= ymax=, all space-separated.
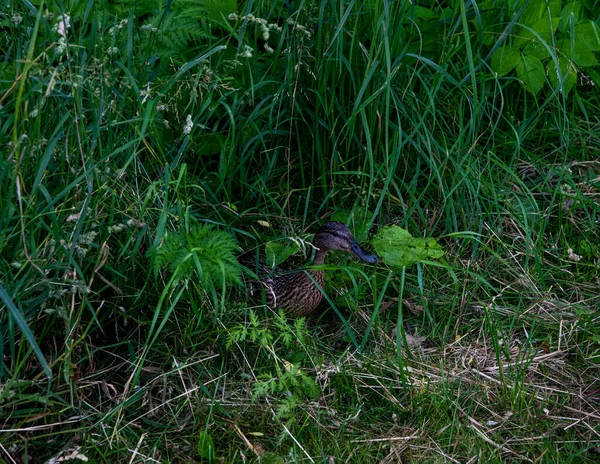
xmin=489 ymin=0 xmax=600 ymax=94
xmin=371 ymin=225 xmax=444 ymax=268
xmin=227 ymin=310 xmax=319 ymax=423
xmin=139 ymin=0 xmax=236 ymax=66
xmin=153 ymin=222 xmax=241 ymax=291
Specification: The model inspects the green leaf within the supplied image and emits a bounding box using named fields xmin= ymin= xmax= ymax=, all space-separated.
xmin=412 ymin=6 xmax=437 ymax=21
xmin=558 ymin=38 xmax=599 ymax=67
xmin=491 ymin=45 xmax=521 ymax=76
xmin=575 ymin=22 xmax=600 ymax=52
xmin=558 ymin=2 xmax=584 ymax=33
xmin=522 ymin=41 xmax=551 ymax=61
xmin=370 ymin=226 xmax=444 ymax=268
xmin=204 ymin=0 xmax=237 ymax=19
xmin=515 ymin=17 xmax=560 ymax=49
xmin=547 ymin=57 xmax=578 ymax=94
xmin=264 ymin=240 xmax=299 ymax=269
xmin=548 ymin=0 xmax=562 ymax=17
xmin=516 ymin=54 xmax=546 ymax=95
xmin=520 ymin=0 xmax=547 ymax=27
xmin=197 ymin=431 xmax=215 ymax=460
xmin=194 ymin=133 xmax=226 ymax=156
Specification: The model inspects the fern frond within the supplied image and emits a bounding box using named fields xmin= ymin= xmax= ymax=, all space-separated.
xmin=153 ymin=223 xmax=242 ymax=291
xmin=142 ymin=0 xmax=214 ymax=61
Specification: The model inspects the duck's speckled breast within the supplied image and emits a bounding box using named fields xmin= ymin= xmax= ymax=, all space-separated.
xmin=262 ymin=268 xmax=325 ymax=317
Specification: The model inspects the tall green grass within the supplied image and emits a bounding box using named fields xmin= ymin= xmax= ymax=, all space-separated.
xmin=1 ymin=0 xmax=599 ymax=461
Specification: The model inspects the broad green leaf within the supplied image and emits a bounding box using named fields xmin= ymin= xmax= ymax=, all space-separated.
xmin=548 ymin=0 xmax=562 ymax=17
xmin=265 ymin=240 xmax=299 ymax=269
xmin=516 ymin=54 xmax=546 ymax=95
xmin=491 ymin=45 xmax=521 ymax=76
xmin=522 ymin=41 xmax=551 ymax=60
xmin=371 ymin=226 xmax=444 ymax=268
xmin=547 ymin=57 xmax=578 ymax=94
xmin=514 ymin=17 xmax=559 ymax=48
xmin=520 ymin=0 xmax=546 ymax=27
xmin=558 ymin=2 xmax=583 ymax=33
xmin=413 ymin=6 xmax=437 ymax=21
xmin=195 ymin=133 xmax=225 ymax=156
xmin=575 ymin=22 xmax=600 ymax=52
xmin=558 ymin=38 xmax=599 ymax=66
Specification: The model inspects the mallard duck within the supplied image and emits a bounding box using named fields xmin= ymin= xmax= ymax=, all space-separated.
xmin=241 ymin=221 xmax=377 ymax=317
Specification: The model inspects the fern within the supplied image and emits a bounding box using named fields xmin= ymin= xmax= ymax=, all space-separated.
xmin=139 ymin=0 xmax=236 ymax=65
xmin=146 ymin=1 xmax=212 ymax=53
xmin=226 ymin=309 xmax=318 ymax=413
xmin=154 ymin=223 xmax=241 ymax=291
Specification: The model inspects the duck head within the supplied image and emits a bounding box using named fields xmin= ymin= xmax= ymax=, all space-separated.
xmin=312 ymin=221 xmax=378 ymax=264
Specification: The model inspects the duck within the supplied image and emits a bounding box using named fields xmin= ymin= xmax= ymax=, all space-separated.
xmin=240 ymin=221 xmax=377 ymax=317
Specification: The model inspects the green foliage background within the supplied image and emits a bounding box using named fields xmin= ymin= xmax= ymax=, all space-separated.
xmin=0 ymin=0 xmax=599 ymax=461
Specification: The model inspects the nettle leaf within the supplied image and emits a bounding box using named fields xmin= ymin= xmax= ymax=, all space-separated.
xmin=492 ymin=45 xmax=521 ymax=76
xmin=519 ymin=0 xmax=546 ymax=27
xmin=575 ymin=22 xmax=600 ymax=52
xmin=572 ymin=46 xmax=599 ymax=67
xmin=558 ymin=1 xmax=584 ymax=33
xmin=547 ymin=57 xmax=578 ymax=94
xmin=547 ymin=0 xmax=562 ymax=17
xmin=413 ymin=5 xmax=437 ymax=21
xmin=371 ymin=226 xmax=444 ymax=268
xmin=516 ymin=54 xmax=546 ymax=95
xmin=557 ymin=38 xmax=599 ymax=67
xmin=522 ymin=41 xmax=551 ymax=61
xmin=515 ymin=17 xmax=559 ymax=48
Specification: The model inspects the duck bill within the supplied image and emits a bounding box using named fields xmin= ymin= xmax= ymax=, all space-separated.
xmin=350 ymin=242 xmax=378 ymax=264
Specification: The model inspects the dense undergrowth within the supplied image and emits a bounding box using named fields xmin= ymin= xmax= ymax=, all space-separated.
xmin=1 ymin=0 xmax=599 ymax=462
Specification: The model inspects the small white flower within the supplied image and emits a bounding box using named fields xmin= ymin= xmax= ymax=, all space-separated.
xmin=264 ymin=43 xmax=274 ymax=53
xmin=140 ymin=84 xmax=151 ymax=104
xmin=260 ymin=23 xmax=270 ymax=41
xmin=228 ymin=13 xmax=239 ymax=20
xmin=108 ymin=223 xmax=127 ymax=233
xmin=183 ymin=115 xmax=194 ymax=135
xmin=140 ymin=24 xmax=158 ymax=32
xmin=56 ymin=36 xmax=68 ymax=55
xmin=12 ymin=14 xmax=23 ymax=25
xmin=240 ymin=44 xmax=253 ymax=58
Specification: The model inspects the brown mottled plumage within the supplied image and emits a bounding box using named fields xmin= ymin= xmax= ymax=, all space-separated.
xmin=240 ymin=222 xmax=377 ymax=316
